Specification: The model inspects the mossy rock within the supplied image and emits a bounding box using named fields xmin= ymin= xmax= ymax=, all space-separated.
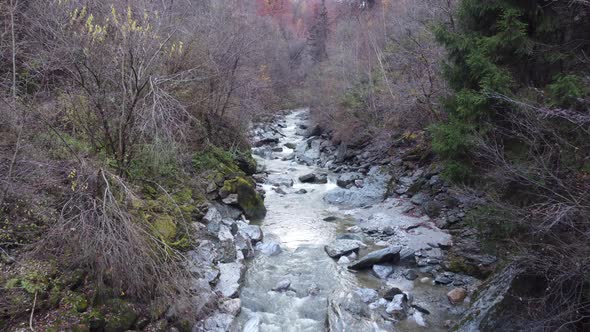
xmin=71 ymin=323 xmax=91 ymax=332
xmin=103 ymin=299 xmax=138 ymax=332
xmin=152 ymin=214 xmax=177 ymax=242
xmin=235 ymin=153 xmax=257 ymax=175
xmin=221 ymin=177 xmax=266 ymax=219
xmin=82 ymin=308 xmax=106 ymax=331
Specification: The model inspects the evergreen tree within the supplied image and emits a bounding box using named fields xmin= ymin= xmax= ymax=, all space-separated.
xmin=432 ymin=0 xmax=590 ymax=181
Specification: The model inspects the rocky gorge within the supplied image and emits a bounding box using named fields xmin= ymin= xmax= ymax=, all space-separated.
xmin=187 ymin=108 xmax=516 ymax=331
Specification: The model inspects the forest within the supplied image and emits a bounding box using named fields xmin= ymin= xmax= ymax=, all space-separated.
xmin=0 ymin=0 xmax=588 ymax=331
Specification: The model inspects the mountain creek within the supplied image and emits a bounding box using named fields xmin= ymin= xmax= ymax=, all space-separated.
xmin=219 ymin=109 xmax=479 ymax=331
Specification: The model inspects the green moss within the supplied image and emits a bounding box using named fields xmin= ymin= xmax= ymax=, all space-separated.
xmin=82 ymin=308 xmax=105 ymax=331
xmin=62 ymin=291 xmax=89 ymax=312
xmin=103 ymin=299 xmax=138 ymax=332
xmin=221 ymin=177 xmax=266 ymax=219
xmin=193 ymin=145 xmax=240 ymax=175
xmin=152 ymin=214 xmax=177 ymax=242
xmin=21 ymin=271 xmax=50 ymax=294
xmin=5 ymin=278 xmax=21 ymax=289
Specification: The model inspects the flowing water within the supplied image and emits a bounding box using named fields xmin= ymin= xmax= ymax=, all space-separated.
xmin=235 ymin=110 xmax=462 ymax=332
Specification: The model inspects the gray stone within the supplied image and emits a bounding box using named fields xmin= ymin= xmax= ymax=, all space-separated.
xmin=404 ymin=269 xmax=419 ymax=280
xmin=355 ymin=288 xmax=379 ymax=303
xmin=423 ymin=200 xmax=444 ymax=218
xmin=270 ymin=176 xmax=294 ymax=187
xmin=435 ymin=275 xmax=453 ymax=285
xmin=383 ymin=287 xmax=404 ymax=301
xmin=337 ymin=256 xmax=351 ymax=265
xmin=324 ymin=239 xmax=361 ymax=259
xmin=337 ymin=172 xmax=362 ymax=188
xmin=348 ymin=246 xmax=402 ymax=270
xmin=255 ymin=241 xmax=282 ymax=256
xmin=238 ymin=223 xmax=263 ymax=243
xmin=410 ymin=193 xmax=429 ymax=205
xmin=299 ymin=173 xmax=316 ymax=183
xmin=372 ymin=265 xmax=394 ymax=279
xmin=203 ymin=207 xmax=222 ymax=230
xmin=272 ymin=187 xmax=287 ymax=195
xmin=272 ymin=279 xmax=291 ymax=292
xmin=234 ymin=231 xmax=254 ymax=259
xmin=215 ymin=262 xmax=245 ymax=298
xmin=219 ymin=298 xmax=241 ymax=316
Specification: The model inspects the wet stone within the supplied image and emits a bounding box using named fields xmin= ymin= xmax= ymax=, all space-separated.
xmin=348 ymin=246 xmax=402 ymax=270
xmin=255 ymin=241 xmax=282 ymax=256
xmin=324 ymin=239 xmax=361 ymax=259
xmin=355 ymin=288 xmax=379 ymax=303
xmin=372 ymin=265 xmax=394 ymax=279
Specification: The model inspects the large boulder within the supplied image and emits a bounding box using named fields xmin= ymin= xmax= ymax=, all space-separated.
xmin=452 ymin=264 xmax=531 ymax=332
xmin=324 ymin=239 xmax=362 ymax=259
xmin=220 ymin=177 xmax=266 ymax=220
xmin=348 ymin=246 xmax=402 ymax=270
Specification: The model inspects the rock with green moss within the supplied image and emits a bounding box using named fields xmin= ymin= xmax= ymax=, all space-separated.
xmin=235 ymin=153 xmax=257 ymax=175
xmin=103 ymin=299 xmax=138 ymax=332
xmin=220 ymin=177 xmax=266 ymax=219
xmin=152 ymin=214 xmax=177 ymax=242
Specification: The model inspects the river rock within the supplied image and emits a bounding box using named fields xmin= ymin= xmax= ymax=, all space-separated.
xmin=385 ymin=294 xmax=408 ymax=319
xmin=204 ymin=207 xmax=222 ymax=228
xmin=215 ymin=262 xmax=245 ymax=298
xmin=315 ymin=173 xmax=328 ymax=184
xmin=238 ymin=223 xmax=263 ymax=243
xmin=217 ymin=225 xmax=236 ymax=262
xmin=403 ymin=269 xmax=419 ymax=280
xmin=337 ymin=256 xmax=351 ymax=265
xmin=235 ymin=231 xmax=254 ymax=259
xmin=252 ymin=146 xmax=272 ymax=159
xmin=254 ymin=137 xmax=279 ymax=147
xmin=296 ymin=189 xmax=308 ymax=194
xmin=348 ymin=246 xmax=401 ymax=270
xmin=324 ymin=239 xmax=361 ymax=259
xmin=197 ymin=312 xmax=234 ymax=332
xmin=255 ymin=241 xmax=282 ymax=256
xmin=372 ymin=265 xmax=394 ymax=279
xmin=272 ymin=187 xmax=287 ymax=195
xmin=355 ymin=288 xmax=378 ymax=303
xmin=272 ymin=279 xmax=291 ymax=292
xmin=219 ymin=298 xmax=241 ymax=316
xmin=410 ymin=193 xmax=429 ymax=205
xmin=337 ymin=172 xmax=362 ymax=188
xmin=270 ymin=176 xmax=294 ymax=187
xmin=413 ymin=311 xmax=427 ymax=327
xmin=447 ymin=288 xmax=467 ymax=305
xmin=284 ymin=142 xmax=297 ymax=149
xmin=435 ymin=275 xmax=453 ymax=285
xmin=383 ymin=287 xmax=404 ymax=301
xmin=299 ymin=173 xmax=316 ymax=183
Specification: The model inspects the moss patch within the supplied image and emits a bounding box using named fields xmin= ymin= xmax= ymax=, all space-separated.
xmin=221 ymin=177 xmax=266 ymax=219
xmin=152 ymin=214 xmax=177 ymax=242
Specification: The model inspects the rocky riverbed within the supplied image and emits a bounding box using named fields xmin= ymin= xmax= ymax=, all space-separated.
xmin=191 ymin=108 xmax=501 ymax=331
